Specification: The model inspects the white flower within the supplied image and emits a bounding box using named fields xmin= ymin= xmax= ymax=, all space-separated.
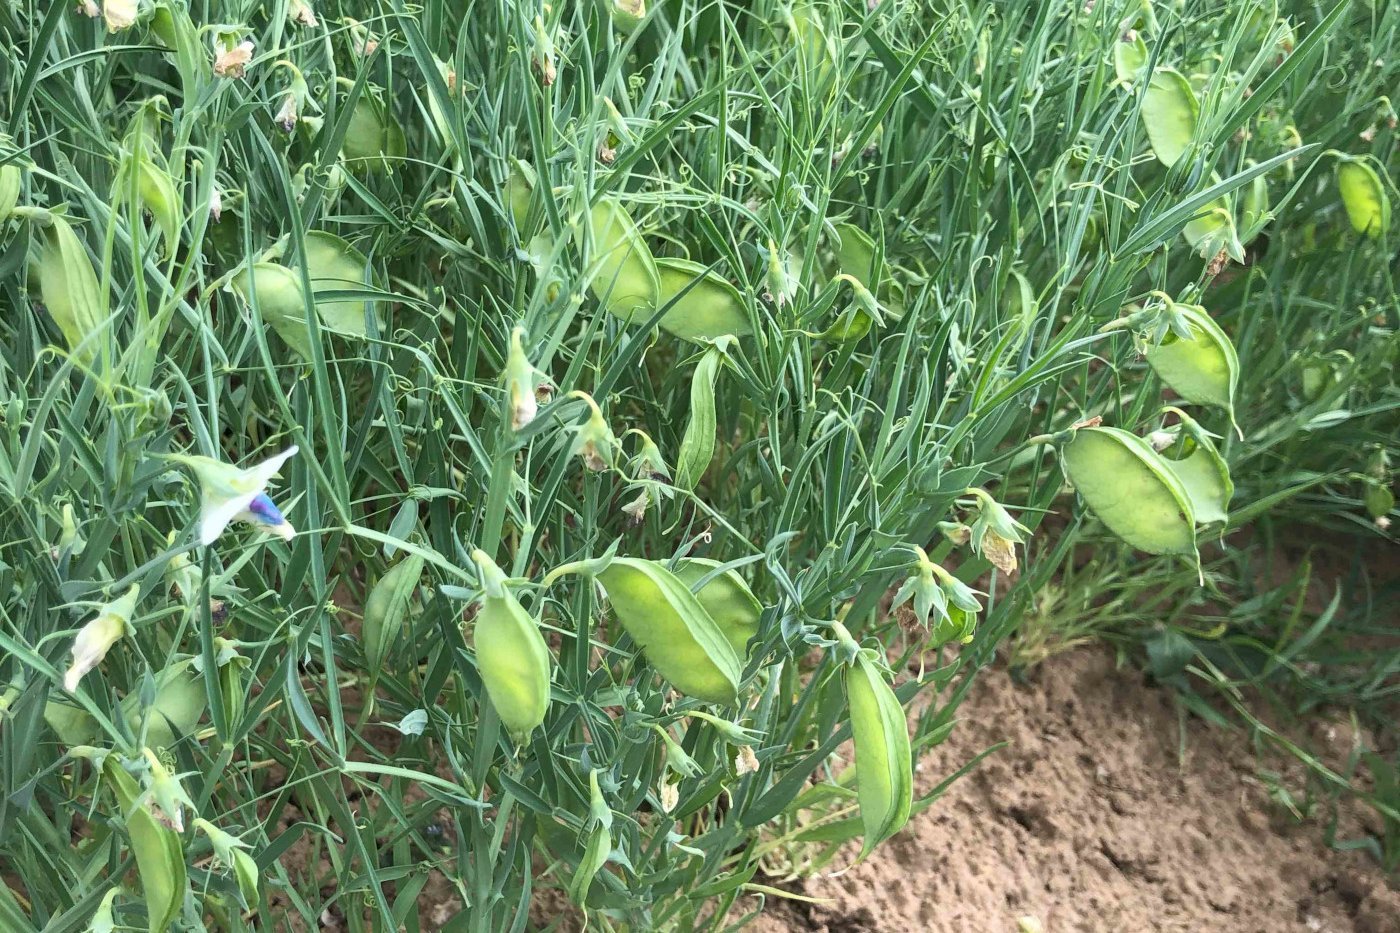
xmin=173 ymin=446 xmax=299 ymax=545
xmin=64 ymin=585 xmax=139 ymax=692
xmin=103 ymin=0 xmax=136 ymax=32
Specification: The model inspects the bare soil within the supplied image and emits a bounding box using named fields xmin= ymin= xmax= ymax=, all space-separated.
xmin=748 ymin=647 xmax=1399 ymax=933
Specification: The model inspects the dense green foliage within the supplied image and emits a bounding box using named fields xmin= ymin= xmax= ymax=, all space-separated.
xmin=0 ymin=0 xmax=1394 ymax=929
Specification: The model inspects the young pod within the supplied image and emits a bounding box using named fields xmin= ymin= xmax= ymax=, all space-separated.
xmin=362 ymin=554 xmax=424 ymax=680
xmin=103 ymin=755 xmax=187 ymax=933
xmin=233 ymin=263 xmax=313 ymax=358
xmin=594 ymin=558 xmax=742 ymax=704
xmin=655 ymin=258 xmax=751 ymax=341
xmin=340 ymin=90 xmax=406 ymax=173
xmin=1155 ymin=410 xmax=1233 ymax=526
xmin=470 ymin=550 xmax=552 ymax=738
xmin=33 ymin=212 xmax=108 ymax=363
xmin=673 ymin=343 xmax=726 ymax=490
xmin=670 ymin=558 xmax=762 ymax=660
xmin=122 ymin=660 xmax=207 ymax=748
xmin=301 ymin=231 xmax=381 ymax=336
xmin=1143 ymin=303 xmax=1239 ymax=421
xmin=0 ymin=160 xmax=21 ymax=222
xmin=1113 ymin=31 xmax=1148 ymax=87
xmin=1335 ymin=155 xmax=1392 ymax=238
xmin=1060 ymin=426 xmax=1196 ymax=555
xmin=587 ymin=197 xmax=659 ymax=320
xmin=1140 ymin=67 xmax=1198 ymax=167
xmin=845 ymin=652 xmax=912 ymax=858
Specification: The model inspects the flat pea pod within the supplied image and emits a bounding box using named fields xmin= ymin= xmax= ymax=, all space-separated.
xmin=340 ymin=92 xmax=406 ymax=173
xmin=846 ymin=653 xmax=912 ymax=859
xmin=0 ymin=161 xmax=22 ymax=222
xmin=1144 ymin=303 xmax=1238 ymax=419
xmin=34 ymin=212 xmax=108 ymax=363
xmin=1335 ymin=155 xmax=1391 ymax=238
xmin=595 ymin=558 xmax=741 ymax=704
xmin=43 ymin=699 xmax=96 ymax=745
xmin=471 ymin=550 xmax=552 ymax=737
xmin=505 ymin=159 xmax=537 ymax=232
xmin=674 ymin=343 xmax=725 ymax=490
xmin=655 ymin=258 xmax=751 ymax=341
xmin=362 ymin=554 xmax=424 ymax=678
xmin=1140 ymin=67 xmax=1198 ymax=167
xmin=116 ymin=157 xmax=180 ymax=249
xmin=1239 ymin=167 xmax=1269 ymax=243
xmin=587 ymin=197 xmax=659 ymax=320
xmin=103 ymin=756 xmax=187 ymax=933
xmin=122 ymin=660 xmax=207 ymax=748
xmin=1113 ymin=32 xmax=1148 ymax=86
xmin=1061 ymin=426 xmax=1196 ymax=555
xmin=670 ymin=558 xmax=762 ymax=660
xmin=234 ymin=263 xmax=313 ymax=358
xmin=302 ymin=231 xmax=381 ymax=336
xmin=1158 ymin=412 xmax=1232 ymax=526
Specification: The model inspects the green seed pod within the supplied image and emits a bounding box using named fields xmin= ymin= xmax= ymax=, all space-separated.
xmin=471 ymin=550 xmax=552 ymax=738
xmin=1061 ymin=426 xmax=1196 ymax=555
xmin=1140 ymin=67 xmax=1198 ymax=167
xmin=33 ymin=213 xmax=108 ymax=363
xmin=587 ymin=197 xmax=659 ymax=320
xmin=89 ymin=887 xmax=119 ymax=933
xmin=608 ymin=0 xmax=646 ymax=34
xmin=362 ymin=554 xmax=424 ymax=678
xmin=1143 ymin=303 xmax=1239 ymax=419
xmin=193 ymin=818 xmax=259 ymax=909
xmin=1239 ymin=169 xmax=1269 ymax=242
xmin=1156 ymin=411 xmax=1233 ymax=526
xmin=123 ymin=660 xmax=207 ymax=748
xmin=655 ymin=259 xmax=751 ymax=342
xmin=1113 ymin=32 xmax=1149 ymax=86
xmin=595 ymin=558 xmax=742 ymax=704
xmin=831 ymin=223 xmax=904 ymax=315
xmin=845 ymin=652 xmax=912 ymax=858
xmin=340 ymin=92 xmax=406 ymax=173
xmin=43 ymin=700 xmax=96 ymax=746
xmin=302 ymin=231 xmax=381 ymax=336
xmin=505 ymin=159 xmax=538 ymax=232
xmin=0 ymin=161 xmax=21 ymax=222
xmin=671 ymin=558 xmax=762 ymax=660
xmin=1335 ymin=156 xmax=1391 ymax=238
xmin=568 ymin=770 xmax=612 ymax=905
xmin=789 ymin=4 xmax=836 ymax=88
xmin=1364 ymin=482 xmax=1395 ymax=520
xmin=674 ymin=343 xmax=725 ymax=490
xmin=104 ymin=755 xmax=187 ymax=933
xmin=234 ymin=263 xmax=313 ymax=358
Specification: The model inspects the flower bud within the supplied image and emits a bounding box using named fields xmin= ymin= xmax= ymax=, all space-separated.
xmin=64 ymin=585 xmax=139 ymax=692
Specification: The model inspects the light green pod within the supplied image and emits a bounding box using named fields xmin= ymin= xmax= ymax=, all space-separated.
xmin=302 ymin=231 xmax=381 ymax=336
xmin=1144 ymin=303 xmax=1238 ymax=416
xmin=1061 ymin=426 xmax=1196 ymax=555
xmin=362 ymin=554 xmax=424 ymax=675
xmin=595 ymin=558 xmax=741 ymax=704
xmin=104 ymin=756 xmax=187 ymax=933
xmin=846 ymin=653 xmax=912 ymax=858
xmin=43 ymin=700 xmax=96 ymax=746
xmin=790 ymin=4 xmax=836 ymax=87
xmin=234 ymin=262 xmax=313 ymax=358
xmin=1336 ymin=156 xmax=1391 ymax=238
xmin=588 ymin=197 xmax=659 ymax=320
xmin=831 ymin=223 xmax=904 ymax=314
xmin=671 ymin=558 xmax=762 ymax=660
xmin=132 ymin=159 xmax=180 ymax=247
xmin=123 ymin=661 xmax=207 ymax=748
xmin=674 ymin=344 xmax=724 ymax=490
xmin=655 ymin=259 xmax=751 ymax=341
xmin=1113 ymin=32 xmax=1149 ymax=86
xmin=34 ymin=213 xmax=107 ymax=363
xmin=1239 ymin=169 xmax=1269 ymax=242
xmin=505 ymin=160 xmax=537 ymax=232
xmin=1140 ymin=68 xmax=1198 ymax=167
xmin=471 ymin=550 xmax=552 ymax=737
xmin=0 ymin=162 xmax=21 ymax=222
xmin=341 ymin=94 xmax=406 ymax=172
xmin=1158 ymin=415 xmax=1233 ymax=526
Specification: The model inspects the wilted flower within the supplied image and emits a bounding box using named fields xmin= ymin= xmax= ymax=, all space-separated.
xmin=209 ymin=184 xmax=223 ymax=222
xmin=214 ymin=40 xmax=255 ymax=78
xmin=734 ymin=745 xmax=760 ymax=775
xmin=659 ymin=780 xmax=679 ymax=813
xmin=533 ymin=16 xmax=557 ymax=86
xmin=103 ymin=0 xmax=136 ymax=32
xmin=289 ymin=0 xmax=317 ymax=27
xmin=142 ymin=748 xmax=193 ymax=832
xmin=275 ymin=95 xmax=299 ymax=132
xmin=168 ymin=446 xmax=299 ymax=545
xmin=568 ymin=392 xmax=617 ymax=472
xmin=503 ymin=327 xmax=547 ymax=431
xmin=764 ymin=238 xmax=798 ymax=307
xmin=890 ymin=546 xmax=982 ymax=646
xmin=64 ymin=585 xmax=139 ymax=692
xmin=78 ymin=0 xmax=100 ymax=19
xmin=621 ymin=489 xmax=649 ymax=526
xmin=194 ymin=818 xmax=260 ymax=907
xmin=964 ymin=487 xmax=1031 ymax=576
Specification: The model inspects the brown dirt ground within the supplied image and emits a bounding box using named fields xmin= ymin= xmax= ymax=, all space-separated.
xmin=747 ymin=647 xmax=1400 ymax=933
